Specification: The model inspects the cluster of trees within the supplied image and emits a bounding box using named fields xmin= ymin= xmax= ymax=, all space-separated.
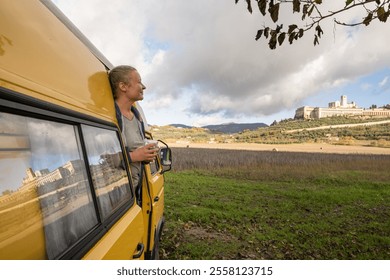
xmin=369 ymin=104 xmax=390 ymax=109
xmin=236 ymin=0 xmax=390 ymax=49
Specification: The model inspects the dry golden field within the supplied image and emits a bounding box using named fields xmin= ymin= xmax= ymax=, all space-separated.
xmin=167 ymin=141 xmax=390 ymax=155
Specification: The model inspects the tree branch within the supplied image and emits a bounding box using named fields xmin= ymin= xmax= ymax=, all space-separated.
xmin=236 ymin=0 xmax=390 ymax=49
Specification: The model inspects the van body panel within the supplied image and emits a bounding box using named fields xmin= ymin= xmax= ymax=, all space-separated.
xmin=82 ymin=205 xmax=145 ymax=260
xmin=0 ymin=187 xmax=46 ymax=259
xmin=0 ymin=0 xmax=115 ymax=124
xmin=142 ymin=162 xmax=165 ymax=257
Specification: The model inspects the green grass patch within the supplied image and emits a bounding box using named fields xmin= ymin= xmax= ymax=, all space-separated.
xmin=160 ymin=148 xmax=390 ymax=260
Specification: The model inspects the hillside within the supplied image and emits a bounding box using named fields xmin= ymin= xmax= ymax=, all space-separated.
xmin=151 ymin=116 xmax=390 ymax=148
xmin=202 ymin=122 xmax=268 ymax=133
xmin=168 ymin=122 xmax=268 ymax=133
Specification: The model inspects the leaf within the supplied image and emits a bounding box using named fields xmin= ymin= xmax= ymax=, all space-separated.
xmin=289 ymin=32 xmax=296 ymax=44
xmin=268 ymin=2 xmax=280 ymax=22
xmin=246 ymin=0 xmax=253 ymax=13
xmin=345 ymin=0 xmax=353 ymax=7
xmin=377 ymin=7 xmax=389 ymax=22
xmin=293 ymin=0 xmax=300 ymax=13
xmin=316 ymin=25 xmax=323 ymax=38
xmin=269 ymin=33 xmax=278 ymax=49
xmin=235 ymin=0 xmax=239 ymax=4
xmin=363 ymin=12 xmax=373 ymax=26
xmin=302 ymin=4 xmax=310 ymax=20
xmin=278 ymin=32 xmax=286 ymax=46
xmin=299 ymin=28 xmax=304 ymax=38
xmin=314 ymin=34 xmax=319 ymax=46
xmin=258 ymin=0 xmax=267 ymax=16
xmin=264 ymin=27 xmax=270 ymax=38
xmin=255 ymin=29 xmax=264 ymax=41
xmin=288 ymin=24 xmax=298 ymax=34
xmin=314 ymin=0 xmax=322 ymax=4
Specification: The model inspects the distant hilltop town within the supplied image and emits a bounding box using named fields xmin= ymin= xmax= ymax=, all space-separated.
xmin=295 ymin=95 xmax=390 ymax=119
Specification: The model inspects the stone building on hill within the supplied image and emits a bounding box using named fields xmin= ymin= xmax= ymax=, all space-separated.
xmin=295 ymin=95 xmax=390 ymax=120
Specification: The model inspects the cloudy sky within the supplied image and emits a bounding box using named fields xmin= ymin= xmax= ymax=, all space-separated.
xmin=52 ymin=0 xmax=390 ymax=126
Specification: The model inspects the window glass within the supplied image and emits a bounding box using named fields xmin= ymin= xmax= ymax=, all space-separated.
xmin=149 ymin=158 xmax=159 ymax=175
xmin=0 ymin=112 xmax=98 ymax=259
xmin=82 ymin=125 xmax=132 ymax=220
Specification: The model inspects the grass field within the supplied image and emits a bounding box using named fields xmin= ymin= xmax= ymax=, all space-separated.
xmin=160 ymin=147 xmax=390 ymax=260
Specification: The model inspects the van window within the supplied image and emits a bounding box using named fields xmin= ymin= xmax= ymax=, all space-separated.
xmin=0 ymin=112 xmax=98 ymax=259
xmin=82 ymin=125 xmax=132 ymax=220
xmin=149 ymin=159 xmax=160 ymax=175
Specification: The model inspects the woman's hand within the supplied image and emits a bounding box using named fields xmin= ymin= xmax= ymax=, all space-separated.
xmin=130 ymin=143 xmax=158 ymax=163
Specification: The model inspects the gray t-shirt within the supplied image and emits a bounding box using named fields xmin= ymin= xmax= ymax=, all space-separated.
xmin=123 ymin=116 xmax=144 ymax=188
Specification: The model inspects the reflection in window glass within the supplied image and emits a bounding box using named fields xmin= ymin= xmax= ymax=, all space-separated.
xmin=149 ymin=159 xmax=159 ymax=175
xmin=0 ymin=112 xmax=98 ymax=259
xmin=82 ymin=125 xmax=132 ymax=220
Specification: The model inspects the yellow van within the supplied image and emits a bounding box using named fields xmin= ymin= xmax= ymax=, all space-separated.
xmin=0 ymin=0 xmax=171 ymax=259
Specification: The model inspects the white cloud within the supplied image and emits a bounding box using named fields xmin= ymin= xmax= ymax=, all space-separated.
xmin=379 ymin=76 xmax=389 ymax=88
xmin=53 ymin=0 xmax=390 ymax=125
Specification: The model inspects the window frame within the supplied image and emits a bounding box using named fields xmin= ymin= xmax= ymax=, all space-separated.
xmin=81 ymin=124 xmax=134 ymax=221
xmin=0 ymin=87 xmax=136 ymax=259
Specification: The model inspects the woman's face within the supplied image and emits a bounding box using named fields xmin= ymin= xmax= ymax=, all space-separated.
xmin=123 ymin=70 xmax=146 ymax=102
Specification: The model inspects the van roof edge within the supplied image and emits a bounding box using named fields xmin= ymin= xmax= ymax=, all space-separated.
xmin=39 ymin=0 xmax=114 ymax=70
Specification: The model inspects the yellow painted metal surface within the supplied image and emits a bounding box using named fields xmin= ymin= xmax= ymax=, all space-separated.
xmin=142 ymin=163 xmax=165 ymax=254
xmin=82 ymin=206 xmax=145 ymax=260
xmin=0 ymin=1 xmax=115 ymax=123
xmin=0 ymin=186 xmax=47 ymax=259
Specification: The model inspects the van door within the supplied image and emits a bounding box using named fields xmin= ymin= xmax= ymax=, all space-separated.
xmin=79 ymin=125 xmax=145 ymax=260
xmin=141 ymin=152 xmax=165 ymax=259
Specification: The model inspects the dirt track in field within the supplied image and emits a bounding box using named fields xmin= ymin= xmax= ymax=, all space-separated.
xmin=167 ymin=142 xmax=390 ymax=155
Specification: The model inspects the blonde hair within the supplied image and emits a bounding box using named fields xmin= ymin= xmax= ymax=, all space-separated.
xmin=108 ymin=65 xmax=137 ymax=99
